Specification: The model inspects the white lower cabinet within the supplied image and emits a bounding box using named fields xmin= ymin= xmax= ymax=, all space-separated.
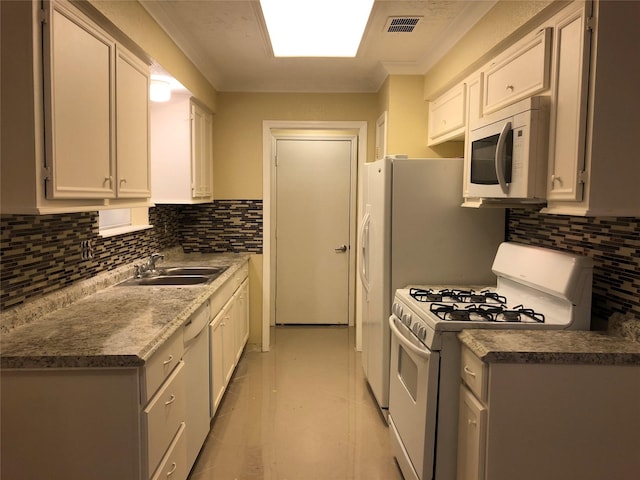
xmin=209 ymin=276 xmax=249 ymax=417
xmin=457 ymin=345 xmax=640 ymax=480
xmin=0 ymin=261 xmax=250 ymax=480
xmin=456 ymin=386 xmax=487 ymax=480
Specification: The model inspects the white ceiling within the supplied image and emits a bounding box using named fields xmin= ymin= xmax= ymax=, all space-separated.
xmin=140 ymin=0 xmax=498 ymax=93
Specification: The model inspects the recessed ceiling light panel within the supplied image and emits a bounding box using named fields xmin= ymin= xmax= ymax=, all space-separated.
xmin=260 ymin=0 xmax=374 ymax=57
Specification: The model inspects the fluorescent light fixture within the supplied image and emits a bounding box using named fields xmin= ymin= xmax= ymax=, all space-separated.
xmin=260 ymin=0 xmax=374 ymax=57
xmin=149 ymin=79 xmax=171 ymax=102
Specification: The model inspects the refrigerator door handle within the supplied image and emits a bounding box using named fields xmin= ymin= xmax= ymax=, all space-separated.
xmin=358 ymin=211 xmax=371 ymax=292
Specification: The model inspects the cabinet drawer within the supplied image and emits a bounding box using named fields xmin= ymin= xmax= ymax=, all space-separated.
xmin=460 ymin=346 xmax=487 ymax=401
xmin=145 ymin=361 xmax=186 ymax=476
xmin=209 ymin=262 xmax=249 ymax=315
xmin=428 ymin=82 xmax=466 ymax=145
xmin=151 ymin=422 xmax=187 ymax=480
xmin=483 ymin=28 xmax=551 ymax=115
xmin=144 ymin=331 xmax=183 ymax=402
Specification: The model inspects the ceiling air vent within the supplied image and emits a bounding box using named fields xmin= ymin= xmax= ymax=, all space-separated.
xmin=384 ymin=16 xmax=422 ymax=33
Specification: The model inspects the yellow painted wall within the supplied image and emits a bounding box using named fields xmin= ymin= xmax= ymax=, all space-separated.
xmin=211 ymin=92 xmax=379 ymax=199
xmin=382 ymin=76 xmax=464 ymax=159
xmin=88 ymin=0 xmax=217 ymax=111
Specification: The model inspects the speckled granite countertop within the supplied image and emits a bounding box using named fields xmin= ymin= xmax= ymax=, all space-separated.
xmin=459 ymin=329 xmax=640 ymax=365
xmin=0 ymin=252 xmax=250 ymax=369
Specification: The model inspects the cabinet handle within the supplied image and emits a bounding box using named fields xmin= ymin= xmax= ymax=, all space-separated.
xmin=506 ymin=84 xmax=515 ymax=92
xmin=551 ymin=174 xmax=563 ymax=186
xmin=103 ymin=176 xmax=113 ymax=186
xmin=463 ymin=366 xmax=476 ymax=378
xmin=165 ymin=394 xmax=176 ymax=406
xmin=468 ymin=419 xmax=477 ymax=427
xmin=119 ymin=178 xmax=127 ymax=185
xmin=166 ymin=462 xmax=177 ymax=477
xmin=163 ymin=355 xmax=174 ymax=366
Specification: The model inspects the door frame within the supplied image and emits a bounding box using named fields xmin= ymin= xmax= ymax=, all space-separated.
xmin=262 ymin=121 xmax=367 ymax=351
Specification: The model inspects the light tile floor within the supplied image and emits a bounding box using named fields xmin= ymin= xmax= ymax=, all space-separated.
xmin=188 ymin=326 xmax=403 ymax=480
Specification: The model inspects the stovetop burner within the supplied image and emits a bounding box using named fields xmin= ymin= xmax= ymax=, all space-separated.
xmin=410 ymin=287 xmax=506 ymax=305
xmin=429 ymin=302 xmax=545 ymax=323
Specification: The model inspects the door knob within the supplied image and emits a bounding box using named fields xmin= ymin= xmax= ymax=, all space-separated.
xmin=335 ymin=245 xmax=348 ymax=253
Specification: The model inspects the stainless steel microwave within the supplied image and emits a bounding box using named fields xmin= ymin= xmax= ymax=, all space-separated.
xmin=467 ymin=96 xmax=549 ymax=201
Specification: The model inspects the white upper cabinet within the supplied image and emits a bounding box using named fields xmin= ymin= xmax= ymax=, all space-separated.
xmin=462 ymin=74 xmax=482 ymax=199
xmin=151 ymin=94 xmax=214 ymax=204
xmin=44 ymin=1 xmax=115 ymax=199
xmin=0 ymin=0 xmax=152 ymax=214
xmin=427 ymin=82 xmax=466 ymax=146
xmin=190 ymin=101 xmax=214 ymax=200
xmin=115 ymin=46 xmax=151 ymax=198
xmin=543 ymin=0 xmax=640 ymax=216
xmin=482 ymin=28 xmax=551 ymax=115
xmin=545 ymin=3 xmax=590 ymax=204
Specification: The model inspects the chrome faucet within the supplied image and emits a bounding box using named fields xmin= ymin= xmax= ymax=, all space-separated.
xmin=147 ymin=253 xmax=165 ymax=273
xmin=135 ymin=253 xmax=164 ymax=278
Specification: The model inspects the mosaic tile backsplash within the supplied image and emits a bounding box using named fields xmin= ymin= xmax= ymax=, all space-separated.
xmin=2 ymin=201 xmax=637 ymax=327
xmin=507 ymin=209 xmax=640 ymax=326
xmin=0 ymin=201 xmax=262 ymax=311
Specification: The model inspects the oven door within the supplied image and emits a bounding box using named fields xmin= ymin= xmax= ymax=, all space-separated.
xmin=388 ymin=315 xmax=440 ymax=480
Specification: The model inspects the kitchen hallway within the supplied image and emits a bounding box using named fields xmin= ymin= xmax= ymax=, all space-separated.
xmin=188 ymin=326 xmax=403 ymax=480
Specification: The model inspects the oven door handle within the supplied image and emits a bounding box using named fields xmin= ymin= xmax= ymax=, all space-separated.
xmin=389 ymin=316 xmax=430 ymax=359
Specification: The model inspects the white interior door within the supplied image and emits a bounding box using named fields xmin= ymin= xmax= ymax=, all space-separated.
xmin=275 ymin=138 xmax=352 ymax=324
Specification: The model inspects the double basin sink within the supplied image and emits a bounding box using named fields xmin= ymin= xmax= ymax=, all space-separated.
xmin=119 ymin=266 xmax=229 ymax=287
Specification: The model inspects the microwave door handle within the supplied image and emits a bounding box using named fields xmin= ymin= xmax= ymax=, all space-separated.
xmin=495 ymin=121 xmax=511 ymax=194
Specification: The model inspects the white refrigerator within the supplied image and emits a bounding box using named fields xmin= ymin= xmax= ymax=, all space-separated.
xmin=359 ymin=157 xmax=505 ymax=411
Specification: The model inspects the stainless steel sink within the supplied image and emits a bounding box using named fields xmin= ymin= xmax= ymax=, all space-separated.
xmin=137 ymin=275 xmax=212 ymax=286
xmin=118 ymin=265 xmax=229 ymax=287
xmin=160 ymin=266 xmax=226 ymax=276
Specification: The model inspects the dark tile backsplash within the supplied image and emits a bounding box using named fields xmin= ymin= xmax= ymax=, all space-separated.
xmin=2 ymin=201 xmax=637 ymax=327
xmin=0 ymin=201 xmax=262 ymax=311
xmin=507 ymin=209 xmax=640 ymax=326
xmin=179 ymin=200 xmax=263 ymax=254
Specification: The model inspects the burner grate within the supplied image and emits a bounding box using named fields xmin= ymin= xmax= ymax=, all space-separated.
xmin=410 ymin=287 xmax=506 ymax=305
xmin=429 ymin=302 xmax=545 ymax=323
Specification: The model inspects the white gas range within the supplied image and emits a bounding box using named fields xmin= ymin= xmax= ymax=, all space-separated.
xmin=388 ymin=242 xmax=594 ymax=480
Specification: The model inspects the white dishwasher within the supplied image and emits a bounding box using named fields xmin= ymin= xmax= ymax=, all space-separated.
xmin=183 ymin=300 xmax=211 ymax=473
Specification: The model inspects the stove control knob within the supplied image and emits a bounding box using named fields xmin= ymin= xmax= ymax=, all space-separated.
xmin=419 ymin=326 xmax=427 ymax=341
xmin=392 ymin=303 xmax=403 ymax=318
xmin=402 ymin=313 xmax=411 ymax=327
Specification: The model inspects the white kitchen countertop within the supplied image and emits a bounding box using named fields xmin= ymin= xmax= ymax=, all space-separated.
xmin=0 ymin=251 xmax=250 ymax=369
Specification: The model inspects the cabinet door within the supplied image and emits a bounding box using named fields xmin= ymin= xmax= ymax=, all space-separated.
xmin=463 ymin=74 xmax=482 ymax=198
xmin=233 ymin=281 xmax=250 ymax=362
xmin=546 ymin=4 xmax=590 ymax=202
xmin=115 ymin=46 xmax=151 ymax=198
xmin=483 ymin=28 xmax=551 ymax=115
xmin=190 ymin=102 xmax=213 ymax=200
xmin=210 ymin=307 xmax=227 ymax=416
xmin=457 ymin=386 xmax=487 ymax=480
xmin=223 ymin=299 xmax=237 ymax=384
xmin=428 ymin=82 xmax=466 ymax=146
xmin=43 ymin=1 xmax=115 ymax=199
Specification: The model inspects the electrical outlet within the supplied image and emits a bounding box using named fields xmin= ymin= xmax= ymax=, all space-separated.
xmin=80 ymin=240 xmax=93 ymax=260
